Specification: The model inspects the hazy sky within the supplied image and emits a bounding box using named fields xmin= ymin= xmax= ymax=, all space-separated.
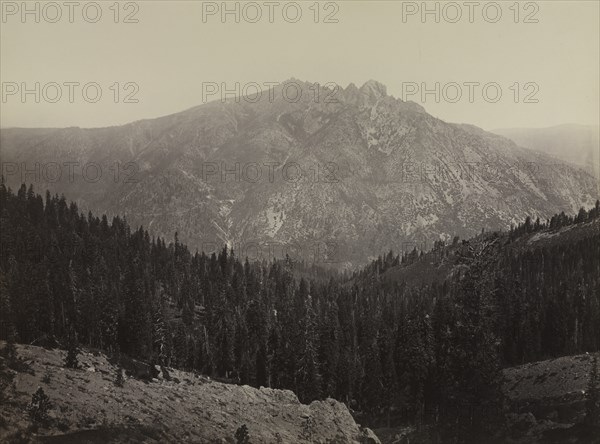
xmin=1 ymin=1 xmax=598 ymax=130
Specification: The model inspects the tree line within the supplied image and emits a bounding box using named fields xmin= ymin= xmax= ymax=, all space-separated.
xmin=1 ymin=182 xmax=599 ymax=440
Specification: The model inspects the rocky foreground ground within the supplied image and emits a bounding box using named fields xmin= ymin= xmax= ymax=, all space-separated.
xmin=2 ymin=342 xmax=598 ymax=444
xmin=0 ymin=343 xmax=379 ymax=443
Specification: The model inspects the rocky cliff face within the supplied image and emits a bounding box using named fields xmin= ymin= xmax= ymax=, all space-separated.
xmin=1 ymin=80 xmax=597 ymax=268
xmin=0 ymin=343 xmax=379 ymax=443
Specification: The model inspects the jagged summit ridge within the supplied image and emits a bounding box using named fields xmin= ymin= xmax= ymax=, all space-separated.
xmin=359 ymin=79 xmax=387 ymax=99
xmin=276 ymin=78 xmax=411 ymax=108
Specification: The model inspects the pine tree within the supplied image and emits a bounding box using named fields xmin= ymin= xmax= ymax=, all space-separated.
xmin=361 ymin=335 xmax=384 ymax=415
xmin=235 ymin=424 xmax=250 ymax=444
xmin=64 ymin=328 xmax=79 ymax=369
xmin=114 ymin=366 xmax=125 ymax=387
xmin=27 ymin=387 xmax=52 ymax=423
xmin=585 ymin=355 xmax=600 ymax=427
xmin=296 ymin=282 xmax=321 ymax=402
xmin=1 ymin=318 xmax=17 ymax=365
xmin=396 ymin=306 xmax=434 ymax=425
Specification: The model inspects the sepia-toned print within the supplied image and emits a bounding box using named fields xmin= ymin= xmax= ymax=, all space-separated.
xmin=1 ymin=2 xmax=599 ymax=443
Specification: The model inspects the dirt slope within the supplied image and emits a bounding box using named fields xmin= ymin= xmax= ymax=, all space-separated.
xmin=0 ymin=343 xmax=379 ymax=443
xmin=502 ymin=352 xmax=599 ymax=442
xmin=372 ymin=353 xmax=600 ymax=443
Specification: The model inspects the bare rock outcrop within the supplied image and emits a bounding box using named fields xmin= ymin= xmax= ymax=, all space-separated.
xmin=0 ymin=342 xmax=379 ymax=443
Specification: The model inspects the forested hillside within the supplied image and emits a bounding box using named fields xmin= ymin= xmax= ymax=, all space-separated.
xmin=1 ymin=182 xmax=599 ymax=441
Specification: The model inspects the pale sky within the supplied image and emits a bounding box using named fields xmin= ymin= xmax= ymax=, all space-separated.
xmin=1 ymin=0 xmax=598 ymax=130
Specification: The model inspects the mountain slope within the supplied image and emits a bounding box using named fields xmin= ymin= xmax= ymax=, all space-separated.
xmin=375 ymin=352 xmax=600 ymax=444
xmin=493 ymin=124 xmax=600 ymax=179
xmin=374 ymin=215 xmax=600 ymax=288
xmin=0 ymin=343 xmax=379 ymax=444
xmin=1 ymin=80 xmax=597 ymax=267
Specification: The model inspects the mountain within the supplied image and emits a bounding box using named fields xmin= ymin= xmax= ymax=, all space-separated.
xmin=1 ymin=80 xmax=597 ymax=268
xmin=493 ymin=124 xmax=600 ymax=179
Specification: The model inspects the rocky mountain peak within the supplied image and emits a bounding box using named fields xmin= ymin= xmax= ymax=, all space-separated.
xmin=339 ymin=79 xmax=387 ymax=107
xmin=277 ymin=78 xmax=389 ymax=108
xmin=359 ymin=79 xmax=387 ymax=100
